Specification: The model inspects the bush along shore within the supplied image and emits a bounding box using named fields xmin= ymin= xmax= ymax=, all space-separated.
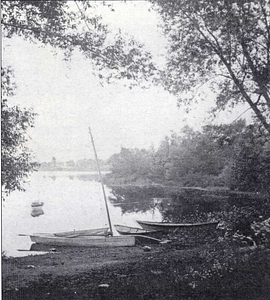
xmin=2 ymin=221 xmax=270 ymax=300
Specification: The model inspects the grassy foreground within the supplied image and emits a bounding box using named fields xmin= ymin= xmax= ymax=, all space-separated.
xmin=2 ymin=241 xmax=270 ymax=300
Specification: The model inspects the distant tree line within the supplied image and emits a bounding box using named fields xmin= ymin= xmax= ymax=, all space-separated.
xmin=106 ymin=120 xmax=270 ymax=193
xmin=39 ymin=158 xmax=110 ymax=172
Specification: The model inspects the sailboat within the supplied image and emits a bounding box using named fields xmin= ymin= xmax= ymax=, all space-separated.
xmin=29 ymin=232 xmax=136 ymax=247
xmin=28 ymin=128 xmax=159 ymax=247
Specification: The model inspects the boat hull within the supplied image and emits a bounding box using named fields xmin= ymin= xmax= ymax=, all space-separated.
xmin=137 ymin=220 xmax=219 ymax=232
xmin=30 ymin=233 xmax=135 ymax=247
xmin=133 ymin=235 xmax=161 ymax=245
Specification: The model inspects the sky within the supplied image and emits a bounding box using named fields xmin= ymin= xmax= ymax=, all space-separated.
xmin=2 ymin=1 xmax=251 ymax=162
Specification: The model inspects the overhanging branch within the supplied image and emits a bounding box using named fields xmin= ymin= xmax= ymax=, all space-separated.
xmin=2 ymin=21 xmax=109 ymax=62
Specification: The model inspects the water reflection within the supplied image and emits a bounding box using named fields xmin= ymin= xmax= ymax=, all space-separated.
xmin=31 ymin=207 xmax=44 ymax=217
xmin=108 ymin=186 xmax=227 ymax=223
xmin=77 ymin=174 xmax=100 ymax=181
xmin=109 ymin=186 xmax=168 ymax=214
xmin=164 ymin=190 xmax=226 ymax=223
xmin=43 ymin=173 xmax=101 ymax=182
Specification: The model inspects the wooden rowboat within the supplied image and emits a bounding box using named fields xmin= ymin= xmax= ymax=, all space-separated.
xmin=137 ymin=220 xmax=219 ymax=232
xmin=114 ymin=224 xmax=160 ymax=236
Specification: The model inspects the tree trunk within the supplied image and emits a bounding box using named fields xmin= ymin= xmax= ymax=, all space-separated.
xmin=241 ymin=40 xmax=270 ymax=110
xmin=222 ymin=57 xmax=270 ymax=134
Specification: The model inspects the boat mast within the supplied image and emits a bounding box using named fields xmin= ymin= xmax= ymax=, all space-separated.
xmin=88 ymin=127 xmax=113 ymax=236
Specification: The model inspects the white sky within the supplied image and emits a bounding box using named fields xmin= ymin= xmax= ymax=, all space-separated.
xmin=2 ymin=1 xmax=251 ymax=162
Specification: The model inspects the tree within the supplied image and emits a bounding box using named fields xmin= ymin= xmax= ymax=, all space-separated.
xmin=231 ymin=124 xmax=270 ymax=192
xmin=1 ymin=67 xmax=39 ymax=198
xmin=151 ymin=121 xmax=248 ymax=187
xmin=2 ymin=1 xmax=157 ymax=86
xmin=108 ymin=147 xmax=153 ymax=184
xmin=152 ymin=0 xmax=270 ymax=133
xmin=151 ymin=136 xmax=172 ymax=182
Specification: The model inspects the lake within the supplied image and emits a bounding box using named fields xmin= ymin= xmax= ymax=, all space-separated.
xmin=2 ymin=171 xmax=163 ymax=257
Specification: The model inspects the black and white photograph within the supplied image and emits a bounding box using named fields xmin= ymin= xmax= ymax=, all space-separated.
xmin=2 ymin=0 xmax=270 ymax=299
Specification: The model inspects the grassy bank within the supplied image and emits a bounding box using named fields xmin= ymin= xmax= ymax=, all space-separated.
xmin=2 ymin=241 xmax=270 ymax=300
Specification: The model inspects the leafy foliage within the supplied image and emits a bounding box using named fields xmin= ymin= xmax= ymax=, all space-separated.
xmin=149 ymin=121 xmax=247 ymax=187
xmin=1 ymin=1 xmax=157 ymax=87
xmin=152 ymin=0 xmax=270 ymax=133
xmin=231 ymin=124 xmax=270 ymax=192
xmin=107 ymin=120 xmax=269 ymax=193
xmin=1 ymin=67 xmax=39 ymax=198
xmin=107 ymin=147 xmax=154 ymax=184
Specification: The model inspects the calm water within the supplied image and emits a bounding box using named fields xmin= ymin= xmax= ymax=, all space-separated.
xmin=2 ymin=171 xmax=162 ymax=257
